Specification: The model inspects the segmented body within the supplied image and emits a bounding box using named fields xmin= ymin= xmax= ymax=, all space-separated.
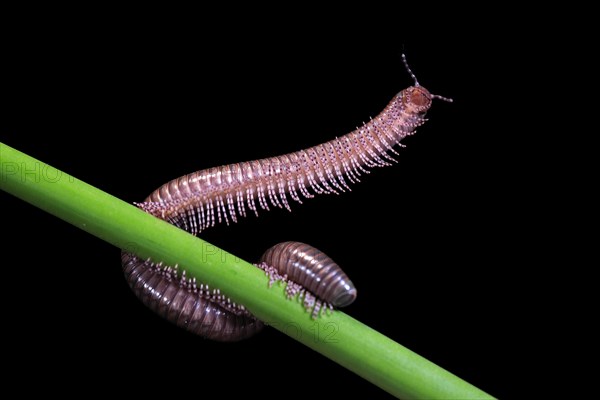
xmin=259 ymin=242 xmax=357 ymax=308
xmin=122 ymin=77 xmax=445 ymax=341
xmin=121 ymin=251 xmax=264 ymax=341
xmin=136 ymin=86 xmax=434 ymax=234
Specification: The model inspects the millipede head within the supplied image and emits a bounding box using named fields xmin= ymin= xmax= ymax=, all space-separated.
xmin=404 ymin=86 xmax=433 ymax=113
xmin=402 ymin=53 xmax=453 ymax=106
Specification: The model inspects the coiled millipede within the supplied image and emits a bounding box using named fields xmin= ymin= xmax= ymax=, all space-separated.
xmin=121 ymin=54 xmax=451 ymax=341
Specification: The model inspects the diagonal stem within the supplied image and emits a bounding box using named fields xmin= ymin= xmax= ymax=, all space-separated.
xmin=0 ymin=142 xmax=494 ymax=400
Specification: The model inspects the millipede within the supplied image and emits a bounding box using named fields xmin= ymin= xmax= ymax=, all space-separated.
xmin=121 ymin=54 xmax=452 ymax=341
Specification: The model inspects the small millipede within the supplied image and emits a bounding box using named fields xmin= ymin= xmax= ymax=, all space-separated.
xmin=122 ymin=54 xmax=451 ymax=341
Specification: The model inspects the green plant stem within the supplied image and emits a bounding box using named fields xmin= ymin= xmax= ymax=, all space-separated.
xmin=0 ymin=142 xmax=494 ymax=400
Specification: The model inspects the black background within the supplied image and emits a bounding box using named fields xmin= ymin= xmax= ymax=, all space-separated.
xmin=0 ymin=17 xmax=524 ymax=399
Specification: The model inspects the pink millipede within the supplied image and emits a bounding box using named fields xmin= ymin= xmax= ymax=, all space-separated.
xmin=121 ymin=54 xmax=451 ymax=342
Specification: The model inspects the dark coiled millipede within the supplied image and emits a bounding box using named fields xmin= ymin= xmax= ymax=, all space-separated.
xmin=259 ymin=241 xmax=357 ymax=308
xmin=121 ymin=55 xmax=451 ymax=341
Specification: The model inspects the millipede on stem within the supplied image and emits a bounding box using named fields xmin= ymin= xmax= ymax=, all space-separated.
xmin=122 ymin=54 xmax=452 ymax=341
